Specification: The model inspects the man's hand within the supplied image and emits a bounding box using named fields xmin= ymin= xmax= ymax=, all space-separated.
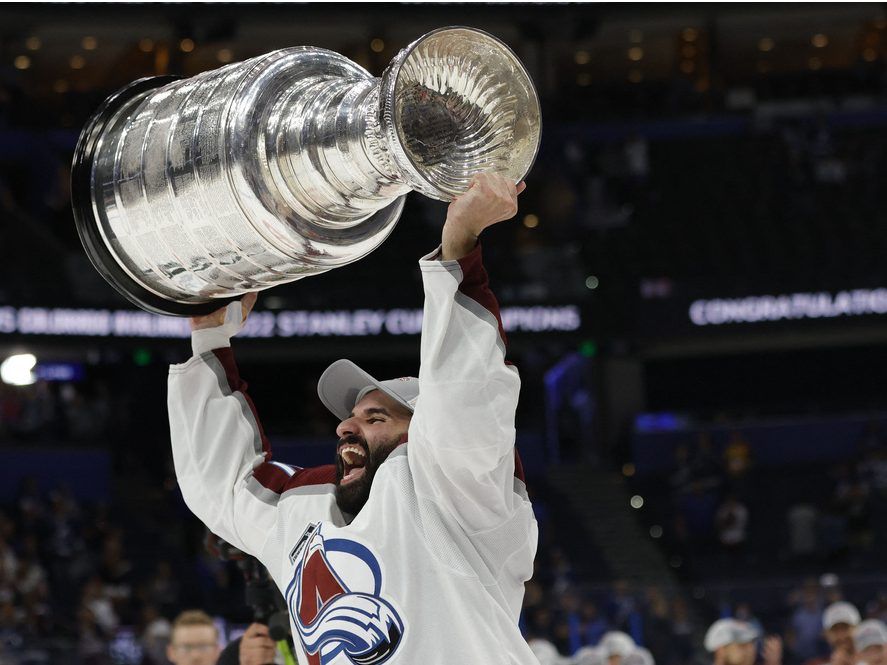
xmin=238 ymin=622 xmax=276 ymax=665
xmin=190 ymin=292 xmax=258 ymax=332
xmin=441 ymin=173 xmax=526 ymax=260
xmin=762 ymin=635 xmax=783 ymax=665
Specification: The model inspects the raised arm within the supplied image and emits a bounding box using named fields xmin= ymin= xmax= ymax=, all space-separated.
xmin=168 ymin=294 xmax=337 ymax=573
xmin=408 ymin=174 xmax=530 ymax=534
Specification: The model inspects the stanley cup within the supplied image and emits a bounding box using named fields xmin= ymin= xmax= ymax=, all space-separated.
xmin=71 ymin=27 xmax=541 ymax=316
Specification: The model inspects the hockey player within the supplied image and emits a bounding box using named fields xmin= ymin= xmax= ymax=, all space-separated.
xmin=168 ymin=174 xmax=538 ymax=664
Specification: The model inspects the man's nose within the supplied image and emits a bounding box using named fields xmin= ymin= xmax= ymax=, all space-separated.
xmin=336 ymin=418 xmax=357 ymax=439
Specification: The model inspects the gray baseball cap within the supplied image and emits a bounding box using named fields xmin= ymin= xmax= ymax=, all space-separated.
xmin=854 ymin=620 xmax=887 ymax=651
xmin=599 ymin=632 xmax=636 ymax=658
xmin=704 ymin=619 xmax=760 ymax=652
xmin=318 ymin=359 xmax=419 ymax=421
xmin=823 ymin=602 xmax=861 ymax=630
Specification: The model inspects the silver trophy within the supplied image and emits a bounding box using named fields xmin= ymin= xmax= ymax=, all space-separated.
xmin=71 ymin=27 xmax=541 ymax=315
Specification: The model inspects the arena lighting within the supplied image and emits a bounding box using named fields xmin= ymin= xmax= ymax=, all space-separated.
xmin=82 ymin=36 xmax=97 ymax=51
xmin=812 ymin=33 xmax=829 ymax=48
xmin=370 ymin=38 xmax=385 ymax=53
xmin=13 ymin=56 xmax=30 ymax=70
xmin=628 ymin=46 xmax=643 ymax=62
xmin=0 ymin=354 xmax=37 ymax=386
xmin=758 ymin=37 xmax=775 ymax=52
xmin=25 ymin=36 xmax=41 ymax=51
xmin=574 ymin=50 xmax=590 ymax=65
xmin=69 ymin=55 xmax=85 ymax=70
xmin=584 ymin=275 xmax=599 ymax=290
xmin=649 ymin=525 xmax=663 ymax=539
xmin=630 ymin=495 xmax=644 ymax=509
xmin=216 ymin=48 xmax=233 ymax=63
xmin=523 ymin=214 xmax=539 ymax=228
xmin=179 ymin=38 xmax=195 ymax=53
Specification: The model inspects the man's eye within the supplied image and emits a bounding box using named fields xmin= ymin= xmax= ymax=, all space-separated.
xmin=368 ymin=418 xmax=383 ymax=424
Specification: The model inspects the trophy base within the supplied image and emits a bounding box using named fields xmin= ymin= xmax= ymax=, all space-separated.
xmin=72 ymin=75 xmax=242 ymax=317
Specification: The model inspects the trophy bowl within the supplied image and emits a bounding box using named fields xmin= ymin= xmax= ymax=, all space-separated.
xmin=70 ymin=27 xmax=541 ymax=316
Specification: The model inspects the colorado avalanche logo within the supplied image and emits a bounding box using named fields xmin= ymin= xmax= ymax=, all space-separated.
xmin=286 ymin=524 xmax=405 ymax=665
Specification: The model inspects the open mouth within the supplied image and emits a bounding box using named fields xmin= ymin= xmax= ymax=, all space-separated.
xmin=339 ymin=443 xmax=368 ymax=485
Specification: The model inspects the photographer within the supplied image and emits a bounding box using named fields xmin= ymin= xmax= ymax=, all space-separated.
xmin=209 ymin=534 xmax=294 ymax=665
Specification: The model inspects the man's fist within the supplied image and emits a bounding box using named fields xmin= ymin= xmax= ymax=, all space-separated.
xmin=238 ymin=622 xmax=276 ymax=665
xmin=441 ymin=173 xmax=526 ymax=260
xmin=189 ymin=292 xmax=258 ymax=332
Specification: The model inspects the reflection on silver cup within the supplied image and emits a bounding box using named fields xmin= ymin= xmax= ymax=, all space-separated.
xmin=71 ymin=27 xmax=541 ymax=315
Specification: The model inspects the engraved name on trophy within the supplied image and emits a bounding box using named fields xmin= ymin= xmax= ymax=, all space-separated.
xmin=71 ymin=27 xmax=541 ymax=315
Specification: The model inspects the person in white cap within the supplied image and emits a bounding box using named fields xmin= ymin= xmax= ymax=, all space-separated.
xmin=853 ymin=619 xmax=887 ymax=665
xmin=701 ymin=615 xmax=787 ymax=665
xmin=806 ymin=602 xmax=863 ymax=665
xmin=599 ymin=631 xmax=636 ymax=665
xmin=168 ymin=174 xmax=539 ymax=664
xmin=705 ymin=618 xmax=763 ymax=665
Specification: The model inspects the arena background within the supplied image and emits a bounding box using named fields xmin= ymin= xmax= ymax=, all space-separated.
xmin=0 ymin=2 xmax=885 ymax=663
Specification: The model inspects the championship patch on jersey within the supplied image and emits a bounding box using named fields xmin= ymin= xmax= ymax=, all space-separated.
xmin=285 ymin=523 xmax=405 ymax=665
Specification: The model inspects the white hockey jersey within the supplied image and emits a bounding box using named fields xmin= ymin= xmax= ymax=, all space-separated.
xmin=168 ymin=245 xmax=540 ymax=665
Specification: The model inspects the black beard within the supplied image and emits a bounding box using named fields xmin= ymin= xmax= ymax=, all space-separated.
xmin=334 ymin=434 xmax=402 ymax=516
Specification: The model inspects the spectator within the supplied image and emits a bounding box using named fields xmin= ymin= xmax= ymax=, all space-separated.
xmin=554 ymin=589 xmax=584 ymax=655
xmin=581 ymin=600 xmax=610 ymax=647
xmin=607 ymin=581 xmax=638 ymax=632
xmin=642 ymin=590 xmax=672 ymax=664
xmin=853 ymin=620 xmax=887 ymax=665
xmin=166 ymin=610 xmax=221 ymax=665
xmin=139 ymin=604 xmax=172 ymax=665
xmin=788 ymin=584 xmax=824 ymax=662
xmin=804 ymin=602 xmax=861 ymax=665
xmin=832 ymin=466 xmax=872 ymax=549
xmin=704 ymin=618 xmax=758 ymax=665
xmin=715 ymin=494 xmax=750 ymax=557
xmin=670 ymin=598 xmax=694 ymax=665
xmin=599 ymin=631 xmax=636 ymax=665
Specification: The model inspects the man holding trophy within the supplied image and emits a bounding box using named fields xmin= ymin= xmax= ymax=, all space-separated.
xmin=170 ymin=172 xmax=536 ymax=664
xmin=71 ymin=25 xmax=541 ymax=663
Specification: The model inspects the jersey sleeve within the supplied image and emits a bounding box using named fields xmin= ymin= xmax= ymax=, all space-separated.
xmin=408 ymin=242 xmax=528 ymax=534
xmin=168 ymin=340 xmax=337 ymax=577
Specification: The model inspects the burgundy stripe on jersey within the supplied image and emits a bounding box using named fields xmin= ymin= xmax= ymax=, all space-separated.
xmin=456 ymin=243 xmax=508 ymax=346
xmin=211 ymin=348 xmax=337 ymax=494
xmin=513 ymin=449 xmax=526 ymax=483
